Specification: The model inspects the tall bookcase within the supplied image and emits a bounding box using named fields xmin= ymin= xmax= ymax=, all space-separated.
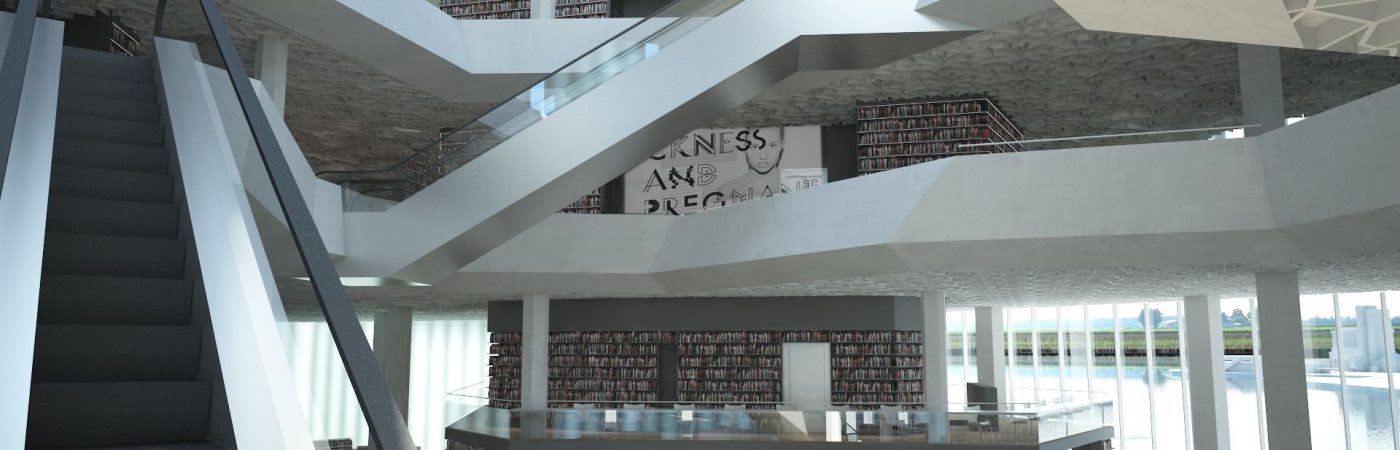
xmin=487 ymin=332 xmax=522 ymax=408
xmin=856 ymin=96 xmax=1022 ymax=176
xmin=440 ymin=0 xmax=531 ymax=19
xmin=676 ymin=332 xmax=783 ymax=409
xmin=439 ymin=0 xmax=612 ymax=19
xmin=547 ymin=331 xmax=659 ymax=407
xmin=829 ymin=331 xmax=925 ymax=407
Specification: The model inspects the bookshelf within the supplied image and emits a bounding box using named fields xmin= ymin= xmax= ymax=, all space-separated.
xmin=676 ymin=332 xmax=782 ymax=408
xmin=439 ymin=0 xmax=613 ymax=19
xmin=487 ymin=330 xmax=926 ymax=411
xmin=558 ymin=187 xmax=605 ymax=214
xmin=556 ymin=0 xmax=611 ymax=18
xmin=855 ymin=97 xmax=1022 ymax=176
xmin=440 ymin=0 xmax=531 ymax=19
xmin=487 ymin=332 xmax=522 ymax=409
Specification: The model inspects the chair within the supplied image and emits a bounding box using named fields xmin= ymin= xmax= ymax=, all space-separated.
xmin=572 ymin=403 xmax=602 ymax=436
xmin=723 ymin=404 xmax=755 ymax=432
xmin=621 ymin=403 xmax=648 ymax=433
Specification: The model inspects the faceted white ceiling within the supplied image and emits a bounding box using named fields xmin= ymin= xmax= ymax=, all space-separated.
xmin=711 ymin=7 xmax=1400 ymax=149
xmin=1286 ymin=0 xmax=1400 ymax=56
xmin=322 ymin=249 xmax=1400 ymax=319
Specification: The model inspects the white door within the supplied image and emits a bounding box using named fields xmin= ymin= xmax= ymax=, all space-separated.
xmin=783 ymin=343 xmax=831 ymax=409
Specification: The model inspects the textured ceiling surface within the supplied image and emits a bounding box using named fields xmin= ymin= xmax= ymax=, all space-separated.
xmin=55 ymin=0 xmax=491 ymax=172
xmin=1286 ymin=0 xmax=1400 ymax=56
xmin=711 ymin=8 xmax=1400 ymax=149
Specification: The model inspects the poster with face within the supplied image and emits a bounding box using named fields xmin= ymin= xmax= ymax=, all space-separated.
xmin=624 ymin=126 xmax=823 ymax=215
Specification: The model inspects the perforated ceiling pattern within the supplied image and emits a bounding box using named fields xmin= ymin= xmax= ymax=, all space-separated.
xmin=1286 ymin=0 xmax=1400 ymax=56
xmin=711 ymin=8 xmax=1400 ymax=147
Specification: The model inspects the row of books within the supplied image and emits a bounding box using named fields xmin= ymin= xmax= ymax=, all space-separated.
xmin=549 ymin=379 xmax=656 ymax=391
xmin=829 ymin=331 xmax=923 ymax=344
xmin=549 ymin=344 xmax=658 ymax=355
xmin=489 ymin=378 xmax=519 ymax=389
xmin=831 ymin=344 xmax=923 ymax=356
xmin=679 ymin=368 xmax=781 ymax=380
xmin=550 ymin=356 xmax=657 ymax=367
xmin=857 ymin=100 xmax=988 ymax=120
xmin=550 ymin=391 xmax=658 ymax=402
xmin=679 ymin=380 xmax=780 ymax=392
xmin=448 ymin=8 xmax=529 ymax=18
xmin=549 ymin=367 xmax=658 ymax=379
xmin=548 ymin=331 xmax=663 ymax=344
xmin=857 ymin=127 xmax=993 ymax=146
xmin=493 ymin=330 xmax=927 ymax=344
xmin=857 ymin=142 xmax=990 ymax=158
xmin=675 ymin=331 xmax=781 ymax=344
xmin=831 ymin=356 xmax=923 ymax=368
xmin=440 ymin=1 xmax=527 ymax=15
xmin=678 ymin=356 xmax=781 ymax=368
xmin=440 ymin=0 xmax=524 ymax=6
xmin=678 ymin=344 xmax=781 ymax=356
xmin=678 ymin=392 xmax=779 ymax=403
xmin=555 ymin=4 xmax=609 ymax=16
xmin=832 ymin=368 xmax=924 ymax=380
xmin=557 ymin=0 xmax=606 ymax=4
xmin=858 ymin=156 xmax=962 ymax=173
xmin=832 ymin=393 xmax=925 ymax=405
xmin=832 ymin=380 xmax=924 ymax=393
xmin=858 ymin=114 xmax=995 ymax=133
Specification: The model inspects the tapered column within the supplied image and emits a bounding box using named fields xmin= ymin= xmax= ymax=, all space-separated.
xmin=372 ymin=306 xmax=413 ymax=420
xmin=922 ymin=291 xmax=948 ymax=442
xmin=1255 ymin=271 xmax=1312 ymax=449
xmin=975 ymin=306 xmax=1006 ymax=404
xmin=522 ymin=294 xmax=550 ymax=410
xmin=1238 ymin=44 xmax=1285 ymax=137
xmin=1183 ymin=295 xmax=1229 ymax=450
xmin=531 ymin=0 xmax=556 ymax=19
xmin=254 ymin=33 xmax=288 ymax=114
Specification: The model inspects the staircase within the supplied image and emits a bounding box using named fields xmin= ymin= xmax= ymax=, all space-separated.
xmin=25 ymin=47 xmax=226 ymax=449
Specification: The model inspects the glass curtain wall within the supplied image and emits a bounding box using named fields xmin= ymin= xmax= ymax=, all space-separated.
xmin=988 ymin=292 xmax=1400 ymax=450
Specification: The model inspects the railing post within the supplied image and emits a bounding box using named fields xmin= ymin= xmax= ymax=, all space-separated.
xmin=192 ymin=0 xmax=416 ymax=448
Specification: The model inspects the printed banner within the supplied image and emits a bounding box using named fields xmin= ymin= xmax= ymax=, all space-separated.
xmin=624 ymin=126 xmax=823 ymax=215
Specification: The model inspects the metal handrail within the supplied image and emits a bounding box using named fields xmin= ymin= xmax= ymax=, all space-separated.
xmin=958 ymin=124 xmax=1261 ymax=149
xmin=154 ymin=1 xmax=414 ymax=448
xmin=0 ymin=0 xmax=41 ymax=200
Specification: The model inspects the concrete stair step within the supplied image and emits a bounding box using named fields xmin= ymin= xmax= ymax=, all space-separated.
xmin=52 ymin=138 xmax=168 ymax=175
xmin=31 ymin=325 xmax=201 ymax=382
xmin=27 ymin=381 xmax=212 ymax=448
xmin=61 ymin=46 xmax=153 ymax=83
xmin=42 ymin=232 xmax=185 ymax=279
xmin=38 ymin=275 xmax=193 ymax=327
xmin=47 ymin=196 xmax=179 ymax=239
xmin=50 ymin=164 xmax=174 ymax=204
xmin=56 ymin=113 xmax=163 ymax=147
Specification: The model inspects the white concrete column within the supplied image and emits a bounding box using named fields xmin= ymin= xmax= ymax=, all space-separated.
xmin=254 ymin=33 xmax=289 ymax=115
xmin=974 ymin=306 xmax=1006 ymax=404
xmin=531 ymin=0 xmax=556 ymax=19
xmin=1182 ymin=295 xmax=1229 ymax=450
xmin=522 ymin=294 xmax=550 ymax=410
xmin=1238 ymin=44 xmax=1285 ymax=137
xmin=1255 ymin=271 xmax=1312 ymax=450
xmin=922 ymin=291 xmax=948 ymax=442
xmin=372 ymin=306 xmax=413 ymax=421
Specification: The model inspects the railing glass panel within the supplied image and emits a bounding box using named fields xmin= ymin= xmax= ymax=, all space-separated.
xmin=322 ymin=0 xmax=744 ymax=208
